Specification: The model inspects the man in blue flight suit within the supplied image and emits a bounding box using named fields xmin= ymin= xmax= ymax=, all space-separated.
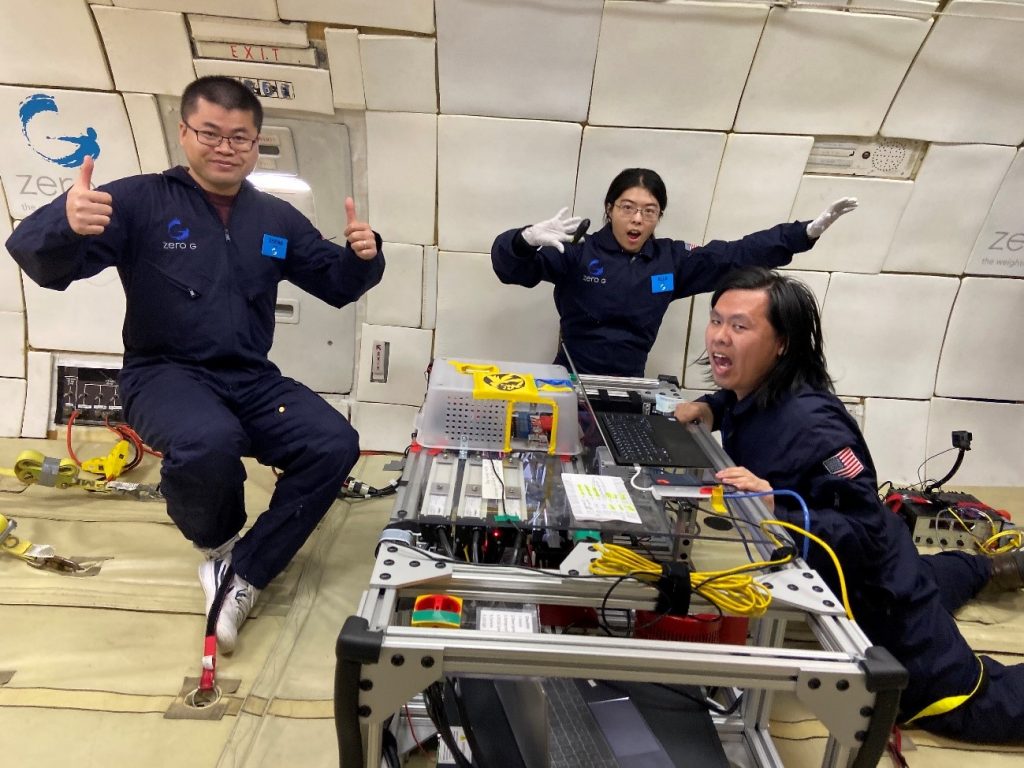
xmin=7 ymin=77 xmax=385 ymax=653
xmin=491 ymin=167 xmax=857 ymax=377
xmin=675 ymin=267 xmax=1024 ymax=743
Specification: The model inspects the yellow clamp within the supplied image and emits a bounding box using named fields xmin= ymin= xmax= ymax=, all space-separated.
xmin=81 ymin=439 xmax=132 ymax=480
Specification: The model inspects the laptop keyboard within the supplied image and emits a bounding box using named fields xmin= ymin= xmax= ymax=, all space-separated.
xmin=545 ymin=678 xmax=619 ymax=768
xmin=599 ymin=412 xmax=672 ymax=465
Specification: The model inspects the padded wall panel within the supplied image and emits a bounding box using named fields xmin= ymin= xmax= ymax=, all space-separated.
xmin=434 ymin=251 xmax=560 ymax=364
xmin=93 ymin=7 xmax=195 ymax=96
xmin=590 ymin=1 xmax=768 ymax=130
xmin=735 ymin=9 xmax=931 ymax=135
xmin=122 ymin=93 xmax=172 ymax=175
xmin=927 ymin=398 xmax=1024 ymax=486
xmin=574 ymin=127 xmax=726 ymax=244
xmin=0 ymin=87 xmax=140 ymax=219
xmin=0 ymin=311 xmax=25 ymax=378
xmin=276 ymin=0 xmax=434 ymax=33
xmin=364 ymin=243 xmax=423 ymax=328
xmin=23 ymin=270 xmax=126 ymax=354
xmin=359 ymin=35 xmax=437 ymax=114
xmin=863 ymin=398 xmax=930 ymax=486
xmin=966 ymin=148 xmax=1024 ymax=277
xmin=436 ymin=0 xmax=602 ymax=121
xmin=0 ymin=377 xmax=26 ymax=437
xmin=0 ymin=0 xmax=112 ymax=90
xmin=349 ymin=401 xmax=418 ymax=453
xmin=437 ymin=116 xmax=581 ymax=253
xmin=936 ymin=278 xmax=1024 ymax=401
xmin=324 ymin=28 xmax=365 ymax=110
xmin=355 ymin=324 xmax=432 ymax=406
xmin=882 ymin=1 xmax=1024 ymax=145
xmin=0 ymin=208 xmax=21 ymax=312
xmin=684 ymin=271 xmax=829 ymax=389
xmin=366 ymin=112 xmax=436 ymax=247
xmin=192 ymin=59 xmax=333 ymax=115
xmin=187 ymin=14 xmax=309 ymax=46
xmin=645 ymin=299 xmax=692 ymax=382
xmin=705 ymin=134 xmax=814 ymax=241
xmin=884 ymin=144 xmax=1015 ymax=275
xmin=821 ymin=273 xmax=958 ymax=398
xmin=20 ymin=350 xmax=50 ymax=437
xmin=422 ymin=245 xmax=438 ymax=331
xmin=787 ymin=176 xmax=913 ymax=274
xmin=111 ymin=0 xmax=278 ymax=18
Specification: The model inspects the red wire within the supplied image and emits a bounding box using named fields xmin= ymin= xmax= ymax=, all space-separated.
xmin=403 ymin=703 xmax=427 ymax=754
xmin=65 ymin=410 xmax=82 ymax=466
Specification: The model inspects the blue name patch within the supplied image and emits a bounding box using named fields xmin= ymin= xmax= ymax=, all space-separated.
xmin=261 ymin=234 xmax=288 ymax=259
xmin=651 ymin=273 xmax=674 ymax=293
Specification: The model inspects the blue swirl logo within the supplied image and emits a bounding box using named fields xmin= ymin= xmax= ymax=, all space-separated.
xmin=167 ymin=218 xmax=190 ymax=241
xmin=587 ymin=258 xmax=605 ymax=277
xmin=18 ymin=93 xmax=100 ymax=169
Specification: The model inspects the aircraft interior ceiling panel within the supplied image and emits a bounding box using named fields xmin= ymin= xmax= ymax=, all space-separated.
xmin=92 ymin=6 xmax=196 ymax=96
xmin=435 ymin=0 xmax=602 ymax=122
xmin=574 ymin=126 xmax=726 ymax=245
xmin=704 ymin=133 xmax=815 ymax=242
xmin=863 ymin=398 xmax=931 ymax=486
xmin=590 ymin=1 xmax=768 ymax=131
xmin=0 ymin=0 xmax=112 ymax=91
xmin=0 ymin=311 xmax=25 ymax=379
xmin=122 ymin=93 xmax=172 ymax=175
xmin=276 ymin=0 xmax=435 ymax=33
xmin=881 ymin=1 xmax=1024 ymax=145
xmin=349 ymin=401 xmax=419 ymax=453
xmin=936 ymin=277 xmax=1024 ymax=401
xmin=355 ymin=323 xmax=432 ymax=406
xmin=0 ymin=377 xmax=26 ymax=437
xmin=187 ymin=14 xmax=310 ymax=47
xmin=434 ymin=251 xmax=561 ymax=364
xmin=20 ymin=350 xmax=50 ymax=438
xmin=324 ymin=28 xmax=365 ymax=110
xmin=683 ymin=270 xmax=829 ymax=390
xmin=0 ymin=214 xmax=21 ymax=313
xmin=437 ymin=115 xmax=581 ymax=254
xmin=927 ymin=398 xmax=1024 ymax=486
xmin=735 ymin=9 xmax=931 ymax=136
xmin=22 ymin=272 xmax=126 ymax=355
xmin=646 ymin=298 xmax=692 ymax=383
xmin=966 ymin=147 xmax=1024 ymax=277
xmin=359 ymin=35 xmax=437 ymax=114
xmin=192 ymin=59 xmax=334 ymax=115
xmin=110 ymin=0 xmax=278 ymax=19
xmin=787 ymin=175 xmax=913 ymax=273
xmin=884 ymin=144 xmax=1015 ymax=275
xmin=364 ymin=242 xmax=424 ymax=328
xmin=821 ymin=272 xmax=958 ymax=399
xmin=0 ymin=86 xmax=140 ymax=219
xmin=366 ymin=111 xmax=436 ymax=247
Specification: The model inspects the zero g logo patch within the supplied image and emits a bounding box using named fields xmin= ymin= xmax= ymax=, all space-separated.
xmin=164 ymin=218 xmax=197 ymax=250
xmin=481 ymin=373 xmax=526 ymax=392
xmin=583 ymin=258 xmax=607 ymax=284
xmin=19 ymin=93 xmax=100 ymax=168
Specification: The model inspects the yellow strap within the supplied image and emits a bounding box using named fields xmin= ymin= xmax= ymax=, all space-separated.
xmin=904 ymin=655 xmax=985 ymax=724
xmin=6 ymin=450 xmax=80 ymax=489
xmin=0 ymin=512 xmax=35 ymax=559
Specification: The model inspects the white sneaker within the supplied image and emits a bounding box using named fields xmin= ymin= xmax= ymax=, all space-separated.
xmin=216 ymin=574 xmax=261 ymax=654
xmin=198 ymin=557 xmax=233 ymax=618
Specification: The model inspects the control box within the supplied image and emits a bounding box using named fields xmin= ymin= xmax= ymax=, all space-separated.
xmin=885 ymin=489 xmax=1009 ymax=550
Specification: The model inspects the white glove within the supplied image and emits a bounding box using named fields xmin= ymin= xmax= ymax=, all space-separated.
xmin=521 ymin=207 xmax=584 ymax=253
xmin=806 ymin=197 xmax=858 ymax=239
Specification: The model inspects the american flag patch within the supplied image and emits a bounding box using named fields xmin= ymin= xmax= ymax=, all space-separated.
xmin=823 ymin=447 xmax=864 ymax=479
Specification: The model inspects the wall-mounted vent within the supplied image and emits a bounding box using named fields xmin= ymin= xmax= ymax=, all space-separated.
xmin=805 ymin=136 xmax=926 ymax=180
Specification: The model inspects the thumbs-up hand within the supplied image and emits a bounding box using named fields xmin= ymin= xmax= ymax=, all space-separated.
xmin=343 ymin=197 xmax=377 ymax=261
xmin=66 ymin=156 xmax=113 ymax=236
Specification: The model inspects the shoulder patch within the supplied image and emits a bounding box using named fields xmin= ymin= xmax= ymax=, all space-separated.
xmin=823 ymin=447 xmax=864 ymax=479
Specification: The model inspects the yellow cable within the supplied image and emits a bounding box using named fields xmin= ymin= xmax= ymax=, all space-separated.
xmin=760 ymin=519 xmax=854 ymax=620
xmin=981 ymin=528 xmax=1023 ymax=555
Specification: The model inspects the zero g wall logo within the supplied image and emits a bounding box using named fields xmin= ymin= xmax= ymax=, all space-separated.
xmin=583 ymin=258 xmax=607 ymax=284
xmin=19 ymin=93 xmax=100 ymax=168
xmin=164 ymin=218 xmax=196 ymax=250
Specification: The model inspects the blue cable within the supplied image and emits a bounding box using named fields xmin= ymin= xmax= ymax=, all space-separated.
xmin=724 ymin=489 xmax=811 ymax=561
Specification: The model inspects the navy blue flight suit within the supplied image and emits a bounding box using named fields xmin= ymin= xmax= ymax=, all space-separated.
xmin=7 ymin=167 xmax=385 ymax=589
xmin=491 ymin=222 xmax=814 ymax=377
xmin=701 ymin=385 xmax=1024 ymax=743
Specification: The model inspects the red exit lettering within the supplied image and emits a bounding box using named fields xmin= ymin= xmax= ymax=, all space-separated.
xmin=229 ymin=45 xmax=281 ymax=62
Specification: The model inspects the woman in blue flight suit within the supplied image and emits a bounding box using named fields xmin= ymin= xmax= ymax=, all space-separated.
xmin=675 ymin=267 xmax=1024 ymax=743
xmin=491 ymin=167 xmax=857 ymax=377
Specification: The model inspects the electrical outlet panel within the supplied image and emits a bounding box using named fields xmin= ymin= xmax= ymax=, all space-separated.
xmin=54 ymin=365 xmax=122 ymax=425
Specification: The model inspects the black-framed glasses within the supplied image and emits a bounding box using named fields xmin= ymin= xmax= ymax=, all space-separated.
xmin=184 ymin=121 xmax=258 ymax=151
xmin=614 ymin=201 xmax=661 ymax=221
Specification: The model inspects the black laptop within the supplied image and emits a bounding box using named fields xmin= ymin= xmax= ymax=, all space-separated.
xmin=562 ymin=345 xmax=714 ymax=470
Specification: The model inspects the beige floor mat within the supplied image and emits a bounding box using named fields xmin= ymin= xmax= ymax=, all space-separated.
xmin=2 ymin=436 xmax=1022 ymax=767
